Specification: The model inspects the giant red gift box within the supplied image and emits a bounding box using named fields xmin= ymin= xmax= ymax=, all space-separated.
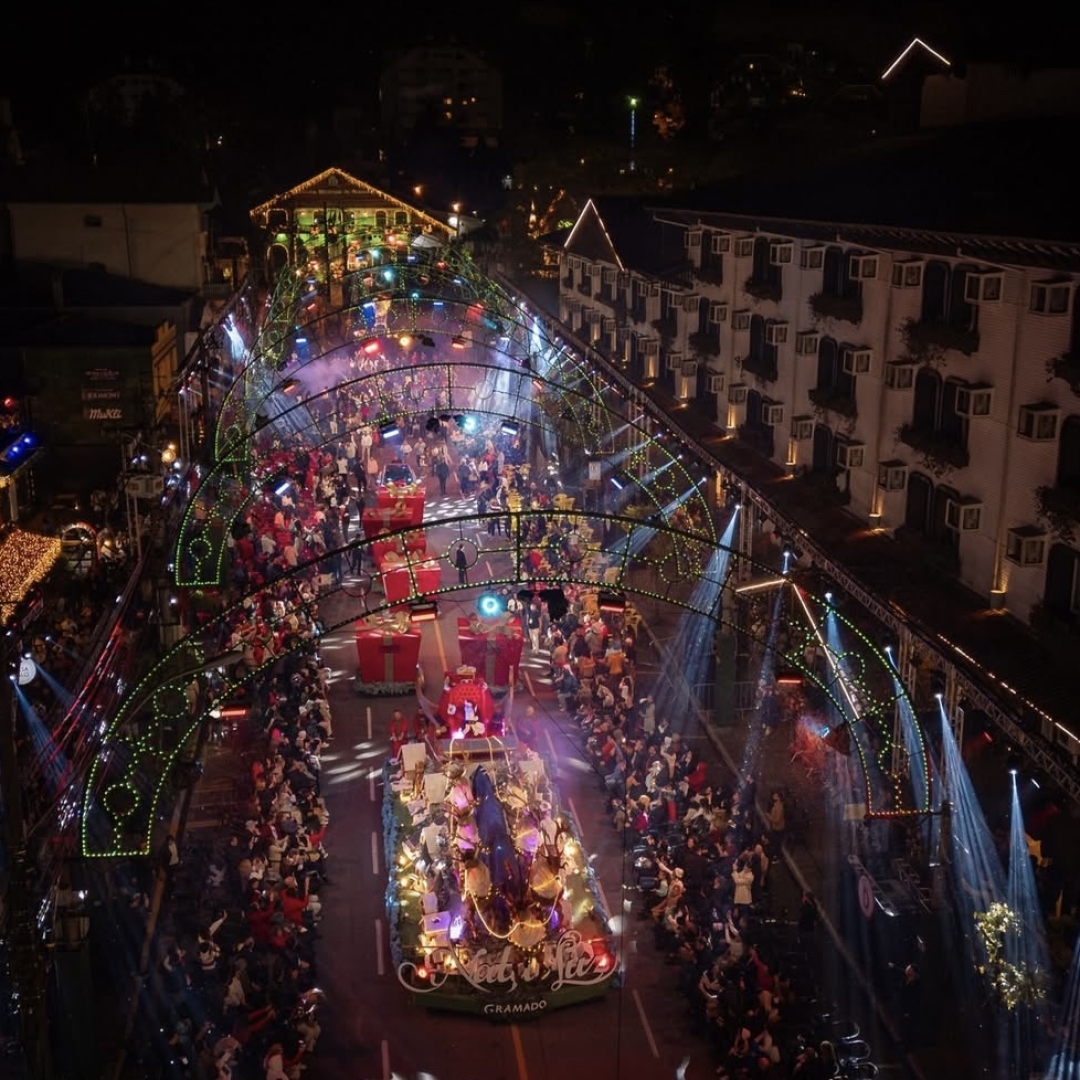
xmin=370 ymin=530 xmax=427 ymax=564
xmin=355 ymin=624 xmax=422 ymax=684
xmin=376 ymin=486 xmax=425 ymax=526
xmin=361 ymin=506 xmax=414 ymax=539
xmin=381 ymin=558 xmax=443 ymax=604
xmin=457 ymin=615 xmax=524 ymax=688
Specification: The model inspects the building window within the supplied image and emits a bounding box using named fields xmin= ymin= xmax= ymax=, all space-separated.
xmin=800 ymin=246 xmax=824 ymax=269
xmin=849 ymin=254 xmax=879 ymax=280
xmin=946 ymin=497 xmax=982 ymax=532
xmin=921 ymin=260 xmax=978 ymax=332
xmin=965 ymin=271 xmax=1003 ymax=304
xmin=1005 ymin=527 xmax=1047 ymax=567
xmin=885 ymin=362 xmax=916 ymax=390
xmin=1017 ymin=403 xmax=1060 ymax=441
xmin=877 ymin=460 xmax=907 ymax=490
xmin=891 ymin=261 xmax=923 ymax=288
xmin=734 ymin=237 xmax=754 ymax=258
xmin=1031 ymin=282 xmax=1071 ymax=315
xmin=822 ymin=246 xmax=861 ymax=302
xmin=955 ymin=383 xmax=993 ymax=418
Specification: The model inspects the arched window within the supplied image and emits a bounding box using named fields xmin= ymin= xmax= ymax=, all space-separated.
xmin=268 ymin=208 xmax=289 ymax=231
xmin=394 ymin=210 xmax=409 ymax=227
xmin=752 ymin=238 xmax=770 ymax=282
xmin=822 ymin=247 xmax=846 ymax=298
xmin=1045 ymin=543 xmax=1080 ymax=620
xmin=921 ymin=261 xmax=949 ymax=323
xmin=375 ymin=210 xmax=388 ymax=230
xmin=940 ymin=379 xmax=964 ymax=442
xmin=1057 ymin=415 xmax=1080 ymax=489
xmin=816 ymin=336 xmax=838 ymax=389
xmin=746 ymin=388 xmax=763 ymax=427
xmin=912 ymin=368 xmax=940 ymax=430
xmin=950 ymin=265 xmax=977 ymax=331
xmin=749 ymin=314 xmax=766 ymax=365
xmin=932 ymin=484 xmax=960 ymax=549
xmin=904 ymin=472 xmax=934 ymax=534
xmin=811 ymin=424 xmax=833 ymax=474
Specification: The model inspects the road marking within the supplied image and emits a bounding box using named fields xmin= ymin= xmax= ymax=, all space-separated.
xmin=369 ymin=772 xmax=377 ymax=802
xmin=367 ymin=705 xmax=372 ymax=741
xmin=632 ymin=988 xmax=660 ymax=1058
xmin=511 ymin=1024 xmax=530 ymax=1080
xmin=381 ymin=1038 xmax=390 ymax=1080
xmin=371 ymin=831 xmax=380 ymax=875
xmin=523 ymin=670 xmax=535 ymax=698
xmin=375 ymin=918 xmax=385 ymax=976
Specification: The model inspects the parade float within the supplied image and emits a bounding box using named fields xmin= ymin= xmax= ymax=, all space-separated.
xmin=383 ymin=737 xmax=619 ymax=1018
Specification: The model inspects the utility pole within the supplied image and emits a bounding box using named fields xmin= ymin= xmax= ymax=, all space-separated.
xmin=0 ymin=641 xmax=52 ymax=1079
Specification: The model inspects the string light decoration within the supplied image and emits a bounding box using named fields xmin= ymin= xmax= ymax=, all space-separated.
xmin=0 ymin=528 xmax=62 ymax=623
xmin=974 ymin=902 xmax=1048 ymax=1010
xmin=178 ymin=247 xmax=718 ymax=588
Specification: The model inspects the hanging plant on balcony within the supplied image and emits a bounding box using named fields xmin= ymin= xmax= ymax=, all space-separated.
xmin=1046 ymin=351 xmax=1080 ymax=396
xmin=808 ymin=291 xmax=863 ymax=325
xmin=688 ymin=330 xmax=721 ymax=358
xmin=1035 ymin=484 xmax=1080 ymax=544
xmin=650 ymin=318 xmax=676 ymax=349
xmin=695 ymin=262 xmax=723 ymax=286
xmin=900 ymin=316 xmax=979 ymax=361
xmin=808 ymin=386 xmax=857 ymax=419
xmin=743 ymin=277 xmax=782 ymax=303
xmin=897 ymin=424 xmax=969 ymax=478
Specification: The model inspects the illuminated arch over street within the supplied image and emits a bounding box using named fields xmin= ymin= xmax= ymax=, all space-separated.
xmin=81 ymin=247 xmax=928 ymax=858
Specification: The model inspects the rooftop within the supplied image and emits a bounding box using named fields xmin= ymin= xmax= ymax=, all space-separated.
xmin=660 ymin=117 xmax=1080 ymax=249
xmin=0 ymin=162 xmax=215 ymax=205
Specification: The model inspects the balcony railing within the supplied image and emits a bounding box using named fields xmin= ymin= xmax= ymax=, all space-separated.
xmin=742 ymin=353 xmax=778 ymax=383
xmin=808 ymin=291 xmax=863 ymax=325
xmin=688 ymin=330 xmax=721 ymax=358
xmin=695 ymin=262 xmax=723 ymax=286
xmin=898 ymin=424 xmax=970 ymax=471
xmin=809 ymin=386 xmax=857 ymax=418
xmin=743 ymin=276 xmax=782 ymax=303
xmin=902 ymin=317 xmax=980 ymax=357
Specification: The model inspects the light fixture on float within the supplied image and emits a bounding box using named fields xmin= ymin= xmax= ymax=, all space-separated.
xmin=380 ymin=422 xmax=402 ymax=440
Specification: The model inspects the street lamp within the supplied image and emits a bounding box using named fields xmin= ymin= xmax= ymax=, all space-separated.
xmin=628 ymin=96 xmax=639 ymax=172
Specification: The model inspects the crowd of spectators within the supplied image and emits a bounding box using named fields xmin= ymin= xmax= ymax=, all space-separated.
xmin=535 ymin=591 xmax=846 ymax=1079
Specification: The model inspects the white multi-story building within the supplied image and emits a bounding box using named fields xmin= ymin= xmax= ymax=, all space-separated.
xmin=555 ymin=196 xmax=1080 ymax=643
xmin=2 ymin=164 xmax=216 ymax=292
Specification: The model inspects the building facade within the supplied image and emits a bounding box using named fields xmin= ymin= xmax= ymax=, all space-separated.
xmin=558 ymin=200 xmax=1080 ymax=633
xmin=2 ymin=166 xmax=216 ymax=292
xmin=249 ymin=167 xmax=454 ymax=297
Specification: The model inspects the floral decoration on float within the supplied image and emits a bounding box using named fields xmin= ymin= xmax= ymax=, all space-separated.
xmin=383 ymin=740 xmax=619 ymax=1017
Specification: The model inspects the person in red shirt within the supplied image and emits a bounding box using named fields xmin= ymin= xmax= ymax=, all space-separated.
xmin=280 ymin=879 xmax=310 ymax=927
